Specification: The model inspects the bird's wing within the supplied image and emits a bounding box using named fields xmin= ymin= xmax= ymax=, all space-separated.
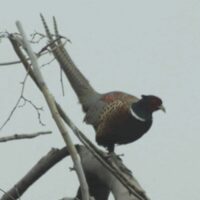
xmin=84 ymin=92 xmax=138 ymax=127
xmin=84 ymin=100 xmax=107 ymax=127
xmin=95 ymin=99 xmax=127 ymax=138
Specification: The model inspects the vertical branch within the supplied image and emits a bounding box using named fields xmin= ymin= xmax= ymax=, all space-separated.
xmin=15 ymin=21 xmax=90 ymax=200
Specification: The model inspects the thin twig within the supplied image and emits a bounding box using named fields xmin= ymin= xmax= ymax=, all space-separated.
xmin=40 ymin=57 xmax=55 ymax=68
xmin=0 ymin=32 xmax=65 ymax=67
xmin=0 ymin=60 xmax=22 ymax=66
xmin=20 ymin=96 xmax=45 ymax=126
xmin=0 ymin=72 xmax=45 ymax=131
xmin=0 ymin=73 xmax=28 ymax=130
xmin=0 ymin=131 xmax=52 ymax=142
xmin=30 ymin=31 xmax=46 ymax=43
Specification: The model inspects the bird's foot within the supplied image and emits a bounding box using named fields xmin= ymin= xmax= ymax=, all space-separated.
xmin=104 ymin=152 xmax=124 ymax=161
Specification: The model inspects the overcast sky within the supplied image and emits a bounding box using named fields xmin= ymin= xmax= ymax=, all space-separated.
xmin=0 ymin=1 xmax=200 ymax=200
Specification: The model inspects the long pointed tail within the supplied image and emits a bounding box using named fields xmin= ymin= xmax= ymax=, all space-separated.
xmin=41 ymin=15 xmax=100 ymax=112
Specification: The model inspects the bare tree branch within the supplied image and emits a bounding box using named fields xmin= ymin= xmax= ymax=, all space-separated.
xmin=0 ymin=145 xmax=147 ymax=200
xmin=0 ymin=131 xmax=52 ymax=142
xmin=0 ymin=32 xmax=66 ymax=67
xmin=77 ymin=146 xmax=142 ymax=200
xmin=0 ymin=147 xmax=70 ymax=200
xmin=0 ymin=72 xmax=45 ymax=131
xmin=16 ymin=21 xmax=90 ymax=200
xmin=0 ymin=73 xmax=28 ymax=130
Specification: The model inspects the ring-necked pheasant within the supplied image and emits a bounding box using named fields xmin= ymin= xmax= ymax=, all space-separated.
xmin=62 ymin=53 xmax=165 ymax=152
xmin=40 ymin=15 xmax=165 ymax=152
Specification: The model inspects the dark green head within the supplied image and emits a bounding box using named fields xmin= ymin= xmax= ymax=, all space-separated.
xmin=131 ymin=95 xmax=165 ymax=121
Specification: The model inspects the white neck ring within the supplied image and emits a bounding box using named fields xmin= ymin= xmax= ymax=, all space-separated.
xmin=130 ymin=108 xmax=146 ymax=122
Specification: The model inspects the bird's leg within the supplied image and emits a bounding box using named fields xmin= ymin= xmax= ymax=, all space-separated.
xmin=103 ymin=145 xmax=116 ymax=159
xmin=107 ymin=144 xmax=115 ymax=154
xmin=105 ymin=145 xmax=125 ymax=161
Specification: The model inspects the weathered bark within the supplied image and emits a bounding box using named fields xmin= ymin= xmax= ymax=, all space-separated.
xmin=76 ymin=146 xmax=145 ymax=200
xmin=1 ymin=145 xmax=147 ymax=200
xmin=1 ymin=147 xmax=69 ymax=200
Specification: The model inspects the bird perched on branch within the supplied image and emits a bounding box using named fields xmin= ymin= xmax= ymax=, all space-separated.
xmin=62 ymin=54 xmax=165 ymax=153
xmin=40 ymin=15 xmax=165 ymax=153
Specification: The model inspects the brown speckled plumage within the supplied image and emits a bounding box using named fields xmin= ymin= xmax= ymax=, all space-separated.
xmin=83 ymin=92 xmax=153 ymax=152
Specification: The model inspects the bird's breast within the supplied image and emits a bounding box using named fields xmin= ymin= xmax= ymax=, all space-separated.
xmin=96 ymin=110 xmax=152 ymax=146
xmin=115 ymin=115 xmax=152 ymax=144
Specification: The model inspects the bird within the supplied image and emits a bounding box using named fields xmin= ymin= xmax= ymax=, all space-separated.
xmin=59 ymin=47 xmax=165 ymax=153
xmin=39 ymin=15 xmax=165 ymax=154
xmin=39 ymin=14 xmax=165 ymax=152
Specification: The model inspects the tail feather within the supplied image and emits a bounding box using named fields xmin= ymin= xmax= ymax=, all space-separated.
xmin=41 ymin=15 xmax=100 ymax=111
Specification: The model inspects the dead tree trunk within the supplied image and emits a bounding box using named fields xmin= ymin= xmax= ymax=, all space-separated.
xmin=1 ymin=145 xmax=147 ymax=200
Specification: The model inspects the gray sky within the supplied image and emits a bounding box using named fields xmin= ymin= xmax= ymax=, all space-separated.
xmin=0 ymin=0 xmax=200 ymax=199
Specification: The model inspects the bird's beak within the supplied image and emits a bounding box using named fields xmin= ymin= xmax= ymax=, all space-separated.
xmin=159 ymin=105 xmax=166 ymax=113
